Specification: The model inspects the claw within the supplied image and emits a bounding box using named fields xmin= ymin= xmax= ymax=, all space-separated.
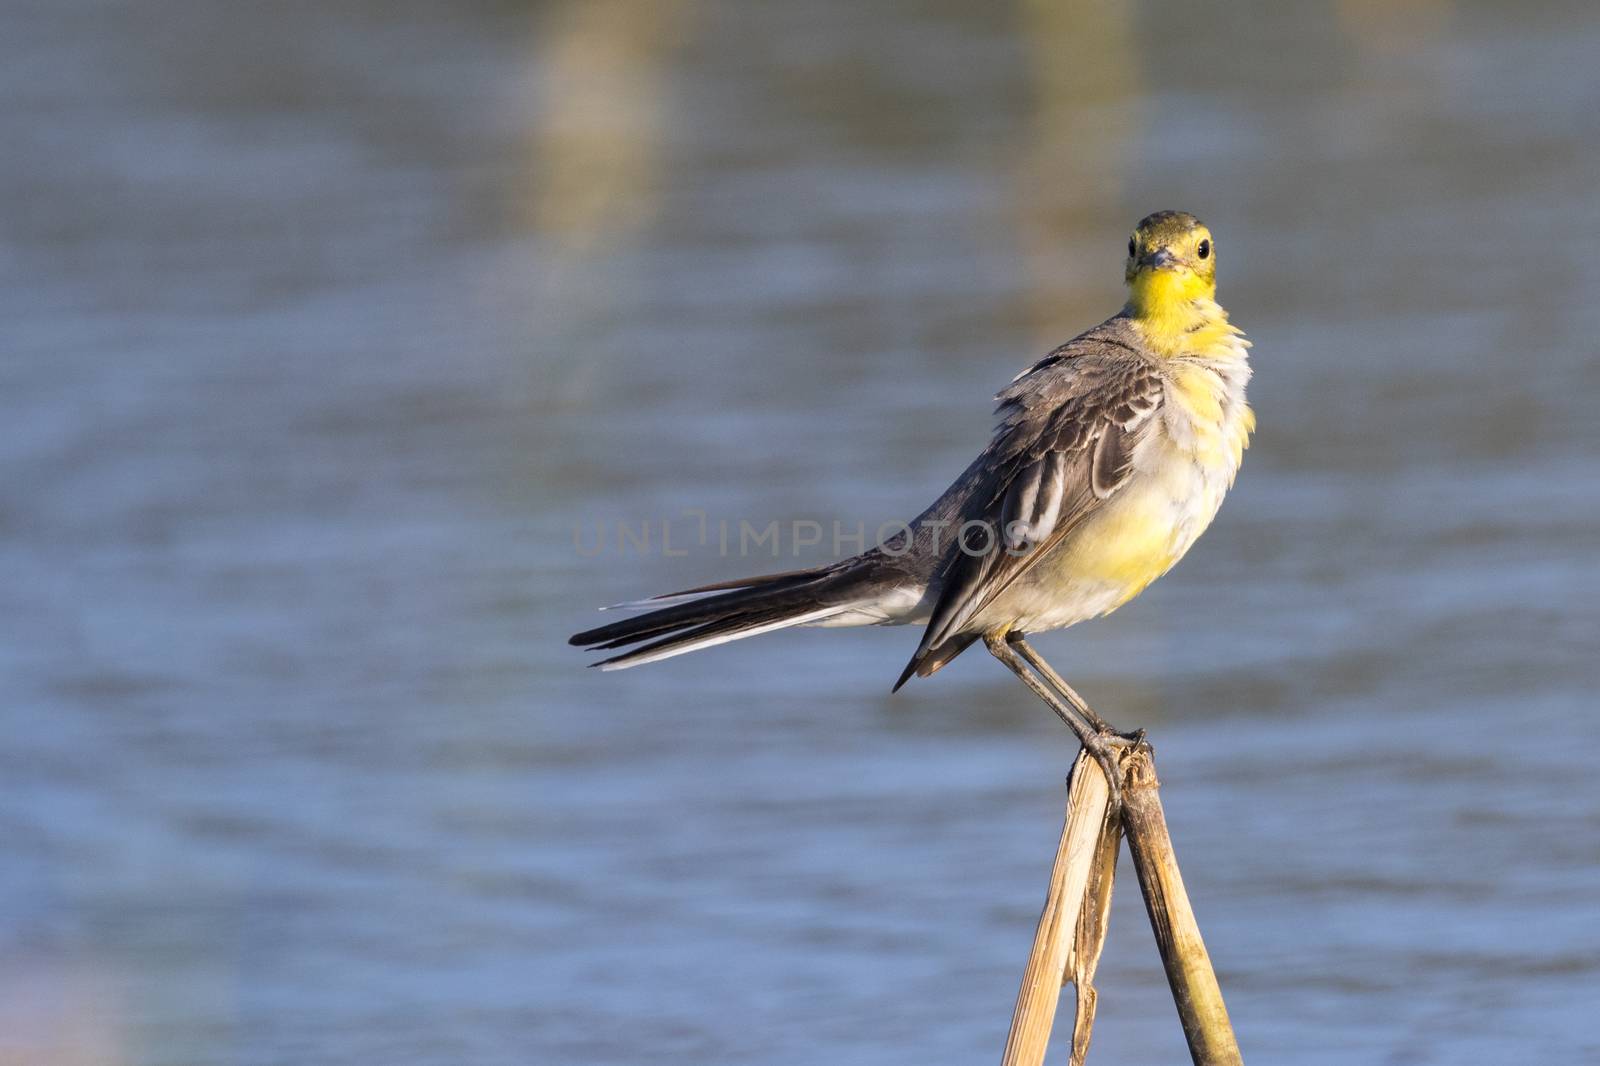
xmin=1082 ymin=732 xmax=1125 ymax=812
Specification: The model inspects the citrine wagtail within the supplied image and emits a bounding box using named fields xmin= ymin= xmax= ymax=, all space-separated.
xmin=571 ymin=211 xmax=1253 ymax=787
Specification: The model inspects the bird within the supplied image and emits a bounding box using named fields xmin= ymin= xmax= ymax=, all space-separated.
xmin=570 ymin=211 xmax=1253 ymax=789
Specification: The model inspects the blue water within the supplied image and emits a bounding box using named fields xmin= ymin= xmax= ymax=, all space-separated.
xmin=3 ymin=1 xmax=1598 ymax=1063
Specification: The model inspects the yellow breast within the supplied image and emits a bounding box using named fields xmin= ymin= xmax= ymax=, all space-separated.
xmin=1065 ymin=478 xmax=1189 ymax=601
xmin=993 ymin=472 xmax=1199 ymax=631
xmin=1168 ymin=359 xmax=1254 ymax=471
xmin=994 ymin=328 xmax=1253 ymax=632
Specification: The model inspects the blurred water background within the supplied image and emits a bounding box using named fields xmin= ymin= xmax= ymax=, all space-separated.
xmin=3 ymin=1 xmax=1599 ymax=1063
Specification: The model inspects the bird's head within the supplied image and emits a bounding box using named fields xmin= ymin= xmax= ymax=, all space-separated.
xmin=1124 ymin=210 xmax=1217 ymax=309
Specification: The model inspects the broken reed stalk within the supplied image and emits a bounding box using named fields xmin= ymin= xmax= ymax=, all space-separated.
xmin=1121 ymin=745 xmax=1243 ymax=1066
xmin=1000 ymin=742 xmax=1243 ymax=1066
xmin=999 ymin=750 xmax=1113 ymax=1066
xmin=1067 ymin=788 xmax=1122 ymax=1066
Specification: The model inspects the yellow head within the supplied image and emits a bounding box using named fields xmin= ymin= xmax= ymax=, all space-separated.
xmin=1124 ymin=210 xmax=1217 ymax=317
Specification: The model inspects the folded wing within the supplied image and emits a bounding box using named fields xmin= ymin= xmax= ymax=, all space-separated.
xmin=894 ymin=336 xmax=1164 ymax=688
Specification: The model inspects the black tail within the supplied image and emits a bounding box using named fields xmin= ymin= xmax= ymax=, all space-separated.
xmin=569 ymin=566 xmax=859 ymax=670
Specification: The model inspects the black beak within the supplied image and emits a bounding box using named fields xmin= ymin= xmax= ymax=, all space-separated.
xmin=1139 ymin=248 xmax=1178 ymax=270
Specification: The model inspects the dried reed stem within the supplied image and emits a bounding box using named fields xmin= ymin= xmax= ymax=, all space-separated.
xmin=1000 ymin=741 xmax=1243 ymax=1066
xmin=999 ymin=750 xmax=1115 ymax=1066
xmin=1067 ymin=792 xmax=1121 ymax=1066
xmin=1121 ymin=744 xmax=1244 ymax=1066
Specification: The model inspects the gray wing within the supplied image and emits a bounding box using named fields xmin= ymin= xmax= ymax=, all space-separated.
xmin=897 ymin=330 xmax=1165 ymax=683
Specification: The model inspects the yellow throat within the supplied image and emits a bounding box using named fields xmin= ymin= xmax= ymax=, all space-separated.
xmin=1119 ymin=209 xmax=1240 ymax=360
xmin=1127 ymin=268 xmax=1221 ymax=356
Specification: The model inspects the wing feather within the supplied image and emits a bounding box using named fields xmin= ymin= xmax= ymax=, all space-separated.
xmin=906 ymin=335 xmax=1164 ymax=673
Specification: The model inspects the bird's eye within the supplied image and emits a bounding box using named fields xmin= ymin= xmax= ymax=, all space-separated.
xmin=1127 ymin=237 xmax=1137 ymax=258
xmin=1197 ymin=239 xmax=1211 ymax=259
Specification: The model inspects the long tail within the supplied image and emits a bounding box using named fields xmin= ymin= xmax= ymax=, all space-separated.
xmin=569 ymin=564 xmax=870 ymax=670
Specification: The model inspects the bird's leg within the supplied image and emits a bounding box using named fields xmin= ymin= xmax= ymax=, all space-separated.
xmin=1006 ymin=634 xmax=1142 ymax=743
xmin=983 ymin=633 xmax=1126 ymax=809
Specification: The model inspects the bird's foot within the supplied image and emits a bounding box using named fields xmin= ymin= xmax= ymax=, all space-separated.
xmin=1076 ymin=727 xmax=1140 ymax=813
